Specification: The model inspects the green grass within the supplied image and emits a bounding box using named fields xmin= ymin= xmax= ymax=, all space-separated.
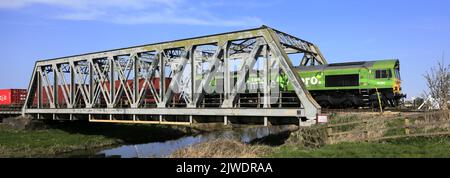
xmin=266 ymin=136 xmax=450 ymax=158
xmin=0 ymin=122 xmax=192 ymax=158
xmin=0 ymin=125 xmax=117 ymax=157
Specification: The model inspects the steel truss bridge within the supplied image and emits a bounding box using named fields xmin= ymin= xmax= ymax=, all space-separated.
xmin=22 ymin=25 xmax=327 ymax=126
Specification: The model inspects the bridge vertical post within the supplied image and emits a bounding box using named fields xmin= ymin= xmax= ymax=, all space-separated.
xmin=133 ymin=55 xmax=139 ymax=108
xmin=53 ymin=65 xmax=58 ymax=108
xmin=263 ymin=45 xmax=270 ymax=109
xmin=88 ymin=62 xmax=94 ymax=108
xmin=109 ymin=57 xmax=115 ymax=108
xmin=37 ymin=70 xmax=42 ymax=109
xmin=159 ymin=52 xmax=165 ymax=107
xmin=263 ymin=45 xmax=271 ymax=127
xmin=224 ymin=42 xmax=230 ymax=102
xmin=190 ymin=47 xmax=196 ymax=107
xmin=70 ymin=64 xmax=75 ymax=108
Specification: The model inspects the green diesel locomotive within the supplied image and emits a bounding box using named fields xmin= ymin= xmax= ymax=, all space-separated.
xmin=207 ymin=59 xmax=405 ymax=109
xmin=292 ymin=59 xmax=406 ymax=108
xmin=211 ymin=59 xmax=406 ymax=108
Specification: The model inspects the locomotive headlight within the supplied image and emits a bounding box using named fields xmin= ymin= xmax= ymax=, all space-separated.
xmin=393 ymin=80 xmax=401 ymax=93
xmin=393 ymin=84 xmax=400 ymax=93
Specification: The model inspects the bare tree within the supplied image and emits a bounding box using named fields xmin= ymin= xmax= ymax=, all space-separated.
xmin=423 ymin=57 xmax=449 ymax=111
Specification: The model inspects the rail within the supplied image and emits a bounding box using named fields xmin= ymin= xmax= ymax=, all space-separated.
xmin=322 ymin=108 xmax=425 ymax=113
xmin=0 ymin=105 xmax=23 ymax=115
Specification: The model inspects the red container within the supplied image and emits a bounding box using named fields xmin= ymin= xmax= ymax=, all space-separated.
xmin=34 ymin=85 xmax=68 ymax=106
xmin=0 ymin=89 xmax=27 ymax=106
xmin=31 ymin=77 xmax=173 ymax=106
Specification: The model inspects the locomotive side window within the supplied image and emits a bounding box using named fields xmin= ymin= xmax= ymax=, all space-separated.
xmin=325 ymin=74 xmax=359 ymax=87
xmin=375 ymin=69 xmax=392 ymax=79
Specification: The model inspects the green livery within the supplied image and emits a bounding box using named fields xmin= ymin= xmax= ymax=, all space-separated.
xmin=288 ymin=59 xmax=404 ymax=108
xmin=289 ymin=59 xmax=400 ymax=91
xmin=205 ymin=59 xmax=405 ymax=108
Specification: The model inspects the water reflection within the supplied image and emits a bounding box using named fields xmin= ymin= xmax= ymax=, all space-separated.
xmin=98 ymin=125 xmax=296 ymax=158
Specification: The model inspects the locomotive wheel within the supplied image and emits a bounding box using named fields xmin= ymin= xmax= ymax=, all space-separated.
xmin=341 ymin=100 xmax=354 ymax=108
xmin=318 ymin=100 xmax=332 ymax=109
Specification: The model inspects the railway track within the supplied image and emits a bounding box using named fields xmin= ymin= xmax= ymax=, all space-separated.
xmin=322 ymin=108 xmax=424 ymax=113
xmin=1 ymin=107 xmax=422 ymax=115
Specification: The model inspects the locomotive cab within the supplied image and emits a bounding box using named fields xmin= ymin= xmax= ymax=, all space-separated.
xmin=371 ymin=60 xmax=406 ymax=107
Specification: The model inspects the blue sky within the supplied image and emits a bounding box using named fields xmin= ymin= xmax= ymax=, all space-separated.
xmin=0 ymin=0 xmax=449 ymax=98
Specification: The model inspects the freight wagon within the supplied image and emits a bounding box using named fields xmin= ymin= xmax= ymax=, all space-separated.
xmin=0 ymin=89 xmax=27 ymax=110
xmin=31 ymin=78 xmax=172 ymax=108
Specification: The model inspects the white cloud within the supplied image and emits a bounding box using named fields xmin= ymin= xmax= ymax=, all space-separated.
xmin=0 ymin=0 xmax=263 ymax=27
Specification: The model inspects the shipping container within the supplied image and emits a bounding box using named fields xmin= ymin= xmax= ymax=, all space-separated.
xmin=0 ymin=89 xmax=27 ymax=106
xmin=30 ymin=78 xmax=173 ymax=107
xmin=33 ymin=85 xmax=67 ymax=106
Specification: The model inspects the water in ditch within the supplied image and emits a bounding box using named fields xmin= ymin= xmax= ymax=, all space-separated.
xmin=64 ymin=125 xmax=297 ymax=158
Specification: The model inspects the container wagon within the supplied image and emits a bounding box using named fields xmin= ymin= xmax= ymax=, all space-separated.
xmin=0 ymin=89 xmax=27 ymax=110
xmin=31 ymin=78 xmax=172 ymax=108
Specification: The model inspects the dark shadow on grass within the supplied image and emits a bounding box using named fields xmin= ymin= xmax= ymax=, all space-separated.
xmin=249 ymin=131 xmax=292 ymax=146
xmin=42 ymin=120 xmax=198 ymax=144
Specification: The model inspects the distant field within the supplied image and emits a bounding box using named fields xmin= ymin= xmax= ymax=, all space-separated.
xmin=267 ymin=136 xmax=450 ymax=158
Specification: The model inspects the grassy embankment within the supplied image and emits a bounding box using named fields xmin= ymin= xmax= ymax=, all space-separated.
xmin=170 ymin=135 xmax=450 ymax=158
xmin=3 ymin=112 xmax=450 ymax=158
xmin=0 ymin=122 xmax=193 ymax=158
xmin=171 ymin=111 xmax=450 ymax=158
xmin=265 ymin=111 xmax=450 ymax=158
xmin=267 ymin=136 xmax=450 ymax=158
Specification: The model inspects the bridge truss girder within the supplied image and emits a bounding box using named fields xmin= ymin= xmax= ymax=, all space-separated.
xmin=22 ymin=25 xmax=325 ymax=126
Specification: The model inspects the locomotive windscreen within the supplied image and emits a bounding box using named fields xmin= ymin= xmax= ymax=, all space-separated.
xmin=325 ymin=74 xmax=359 ymax=87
